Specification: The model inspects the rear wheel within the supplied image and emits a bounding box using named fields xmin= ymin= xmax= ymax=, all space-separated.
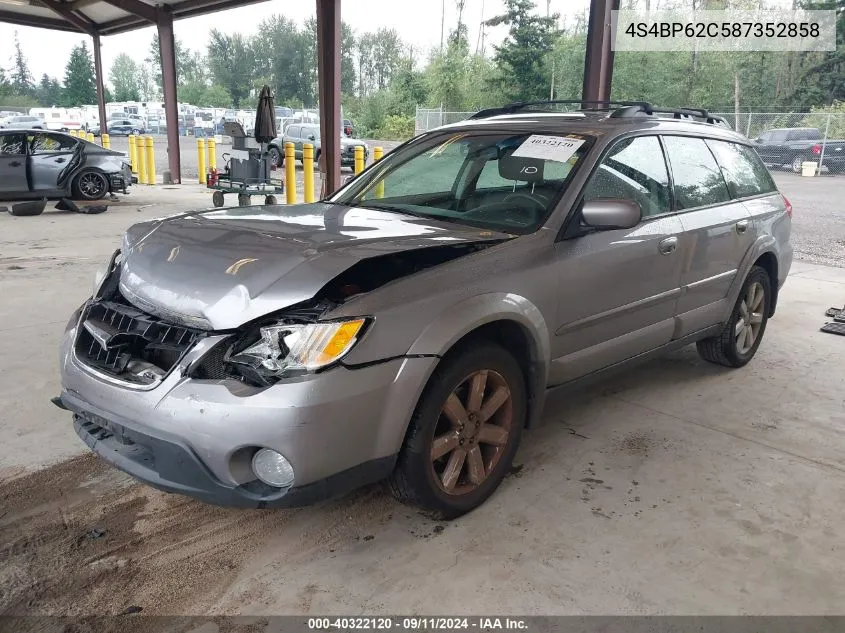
xmin=72 ymin=171 xmax=108 ymax=201
xmin=697 ymin=265 xmax=771 ymax=368
xmin=791 ymin=154 xmax=809 ymax=173
xmin=389 ymin=342 xmax=526 ymax=519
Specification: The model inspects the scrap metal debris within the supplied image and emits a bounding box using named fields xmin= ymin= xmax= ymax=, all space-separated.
xmin=821 ymin=304 xmax=845 ymax=336
xmin=56 ymin=198 xmax=81 ymax=212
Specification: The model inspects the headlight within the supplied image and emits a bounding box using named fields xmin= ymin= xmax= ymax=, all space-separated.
xmin=92 ymin=249 xmax=120 ymax=298
xmin=229 ymin=318 xmax=367 ymax=377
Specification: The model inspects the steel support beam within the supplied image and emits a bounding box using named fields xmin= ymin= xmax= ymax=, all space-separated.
xmin=92 ymin=33 xmax=108 ymax=135
xmin=35 ymin=0 xmax=95 ymax=35
xmin=98 ymin=0 xmax=156 ymax=22
xmin=157 ymin=7 xmax=181 ymax=183
xmin=581 ymin=0 xmax=619 ymax=107
xmin=316 ymin=0 xmax=341 ymax=196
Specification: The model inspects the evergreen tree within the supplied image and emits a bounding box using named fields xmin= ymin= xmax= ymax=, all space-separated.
xmin=11 ymin=32 xmax=35 ymax=96
xmin=36 ymin=74 xmax=63 ymax=106
xmin=62 ymin=42 xmax=97 ymax=106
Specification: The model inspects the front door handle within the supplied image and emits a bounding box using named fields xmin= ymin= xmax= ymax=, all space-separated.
xmin=658 ymin=236 xmax=678 ymax=255
xmin=736 ymin=219 xmax=749 ymax=234
xmin=9 ymin=160 xmax=21 ymax=167
xmin=55 ymin=157 xmax=66 ymax=163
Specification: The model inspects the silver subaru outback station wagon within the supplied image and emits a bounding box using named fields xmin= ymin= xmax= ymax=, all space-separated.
xmin=58 ymin=101 xmax=792 ymax=518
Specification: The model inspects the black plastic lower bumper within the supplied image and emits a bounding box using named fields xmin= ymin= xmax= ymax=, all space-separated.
xmin=61 ymin=391 xmax=396 ymax=509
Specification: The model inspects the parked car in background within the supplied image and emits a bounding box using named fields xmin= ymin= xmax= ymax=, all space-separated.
xmin=752 ymin=127 xmax=845 ymax=173
xmin=90 ymin=117 xmax=146 ymax=136
xmin=2 ymin=115 xmax=45 ymax=130
xmin=343 ymin=118 xmax=355 ymax=137
xmin=57 ymin=102 xmax=791 ymax=518
xmin=0 ymin=129 xmax=131 ymax=200
xmin=269 ymin=123 xmax=369 ymax=167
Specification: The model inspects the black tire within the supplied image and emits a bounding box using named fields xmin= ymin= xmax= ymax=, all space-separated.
xmin=268 ymin=147 xmax=281 ymax=168
xmin=264 ymin=195 xmax=278 ymax=205
xmin=697 ymin=265 xmax=772 ymax=368
xmin=237 ymin=194 xmax=251 ymax=207
xmin=791 ymin=154 xmax=809 ymax=173
xmin=389 ymin=342 xmax=526 ymax=519
xmin=212 ymin=190 xmax=225 ymax=207
xmin=10 ymin=199 xmax=46 ymax=216
xmin=72 ymin=171 xmax=109 ymax=201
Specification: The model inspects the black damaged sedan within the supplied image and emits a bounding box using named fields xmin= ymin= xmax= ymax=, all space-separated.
xmin=0 ymin=129 xmax=132 ymax=201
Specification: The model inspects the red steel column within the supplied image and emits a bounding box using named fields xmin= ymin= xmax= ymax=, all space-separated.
xmin=316 ymin=0 xmax=341 ymax=195
xmin=92 ymin=33 xmax=107 ymax=134
xmin=581 ymin=0 xmax=619 ymax=106
xmin=157 ymin=7 xmax=181 ymax=183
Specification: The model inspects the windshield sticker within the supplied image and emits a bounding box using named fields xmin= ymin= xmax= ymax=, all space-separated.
xmin=511 ymin=135 xmax=585 ymax=163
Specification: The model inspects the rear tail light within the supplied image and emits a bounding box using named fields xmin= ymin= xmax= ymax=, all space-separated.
xmin=782 ymin=194 xmax=793 ymax=219
xmin=812 ymin=144 xmax=822 ymax=155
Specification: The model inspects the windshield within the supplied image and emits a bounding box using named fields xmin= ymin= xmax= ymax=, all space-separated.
xmin=331 ymin=131 xmax=592 ymax=233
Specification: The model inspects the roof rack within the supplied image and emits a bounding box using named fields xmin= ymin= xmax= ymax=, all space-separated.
xmin=469 ymin=100 xmax=652 ymax=119
xmin=468 ymin=99 xmax=730 ymax=127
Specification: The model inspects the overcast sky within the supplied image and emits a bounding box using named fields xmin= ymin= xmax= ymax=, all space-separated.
xmin=0 ymin=0 xmax=590 ymax=88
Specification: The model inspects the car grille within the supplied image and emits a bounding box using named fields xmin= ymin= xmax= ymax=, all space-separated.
xmin=74 ymin=294 xmax=204 ymax=386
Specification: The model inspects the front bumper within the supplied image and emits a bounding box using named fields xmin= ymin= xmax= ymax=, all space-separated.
xmin=59 ymin=325 xmax=436 ymax=508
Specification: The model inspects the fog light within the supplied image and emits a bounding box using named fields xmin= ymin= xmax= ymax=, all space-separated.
xmin=251 ymin=448 xmax=295 ymax=488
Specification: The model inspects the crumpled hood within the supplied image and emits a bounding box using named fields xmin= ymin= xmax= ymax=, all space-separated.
xmin=118 ymin=202 xmax=510 ymax=330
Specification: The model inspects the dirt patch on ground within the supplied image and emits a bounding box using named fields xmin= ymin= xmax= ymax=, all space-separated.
xmin=0 ymin=454 xmax=294 ymax=618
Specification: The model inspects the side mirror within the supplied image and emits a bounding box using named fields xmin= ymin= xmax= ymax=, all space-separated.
xmin=581 ymin=199 xmax=642 ymax=230
xmin=308 ymin=134 xmax=316 ymax=141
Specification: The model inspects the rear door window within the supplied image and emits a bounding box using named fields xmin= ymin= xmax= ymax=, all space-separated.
xmin=0 ymin=133 xmax=27 ymax=155
xmin=662 ymin=136 xmax=731 ymax=210
xmin=706 ymin=140 xmax=778 ymax=199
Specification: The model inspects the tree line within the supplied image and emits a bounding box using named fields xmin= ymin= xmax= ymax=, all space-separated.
xmin=1 ymin=0 xmax=842 ymax=140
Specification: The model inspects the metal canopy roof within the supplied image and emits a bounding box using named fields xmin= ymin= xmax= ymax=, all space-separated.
xmin=0 ymin=0 xmax=268 ymax=36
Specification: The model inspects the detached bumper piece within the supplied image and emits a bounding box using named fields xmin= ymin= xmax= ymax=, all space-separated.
xmin=63 ymin=392 xmax=396 ymax=509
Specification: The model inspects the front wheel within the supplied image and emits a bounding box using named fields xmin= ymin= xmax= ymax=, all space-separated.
xmin=72 ymin=171 xmax=109 ymax=201
xmin=389 ymin=342 xmax=526 ymax=519
xmin=697 ymin=265 xmax=772 ymax=368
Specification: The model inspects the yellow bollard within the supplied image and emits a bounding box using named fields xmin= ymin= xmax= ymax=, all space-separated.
xmin=373 ymin=146 xmax=384 ymax=199
xmin=128 ymin=135 xmax=137 ymax=175
xmin=101 ymin=133 xmax=110 ymax=149
xmin=144 ymin=136 xmax=156 ymax=185
xmin=354 ymin=146 xmax=364 ymax=174
xmin=69 ymin=129 xmax=76 ymax=138
xmin=197 ymin=138 xmax=207 ymax=185
xmin=86 ymin=132 xmax=95 ymax=143
xmin=285 ymin=142 xmax=296 ymax=204
xmin=303 ymin=143 xmax=315 ymax=203
xmin=136 ymin=136 xmax=147 ymax=185
xmin=207 ymin=138 xmax=216 ymax=172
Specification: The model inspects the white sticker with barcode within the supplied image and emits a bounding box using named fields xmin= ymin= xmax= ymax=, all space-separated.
xmin=511 ymin=135 xmax=585 ymax=163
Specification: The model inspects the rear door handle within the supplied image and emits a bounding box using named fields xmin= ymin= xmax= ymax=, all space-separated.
xmin=736 ymin=219 xmax=749 ymax=234
xmin=658 ymin=236 xmax=678 ymax=255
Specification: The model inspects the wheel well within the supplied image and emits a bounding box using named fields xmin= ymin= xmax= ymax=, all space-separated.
xmin=445 ymin=320 xmax=542 ymax=428
xmin=754 ymin=252 xmax=779 ymax=316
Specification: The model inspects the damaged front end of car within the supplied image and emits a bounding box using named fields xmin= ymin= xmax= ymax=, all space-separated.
xmin=74 ymin=237 xmax=506 ymax=391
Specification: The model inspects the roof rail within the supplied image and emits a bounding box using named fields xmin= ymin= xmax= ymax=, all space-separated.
xmin=469 ymin=100 xmax=653 ymax=119
xmin=468 ymin=99 xmax=730 ymax=127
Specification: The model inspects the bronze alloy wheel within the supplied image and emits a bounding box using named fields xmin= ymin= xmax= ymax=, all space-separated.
xmin=429 ymin=369 xmax=514 ymax=496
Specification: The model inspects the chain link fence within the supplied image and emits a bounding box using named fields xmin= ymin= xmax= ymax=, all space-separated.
xmin=415 ymin=106 xmax=844 ymax=174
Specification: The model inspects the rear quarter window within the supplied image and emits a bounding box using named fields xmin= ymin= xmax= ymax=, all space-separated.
xmin=706 ymin=140 xmax=777 ymax=199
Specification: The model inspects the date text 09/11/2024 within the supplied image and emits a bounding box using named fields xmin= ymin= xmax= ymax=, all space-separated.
xmin=307 ymin=617 xmax=529 ymax=631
